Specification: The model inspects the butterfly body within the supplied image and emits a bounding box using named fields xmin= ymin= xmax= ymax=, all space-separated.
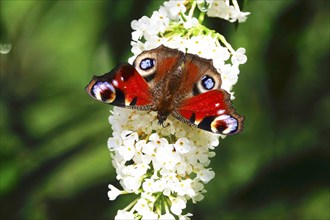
xmin=86 ymin=45 xmax=244 ymax=135
xmin=151 ymin=61 xmax=188 ymax=124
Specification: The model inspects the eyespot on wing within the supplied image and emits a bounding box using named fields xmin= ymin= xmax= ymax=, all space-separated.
xmin=86 ymin=77 xmax=117 ymax=103
xmin=210 ymin=114 xmax=243 ymax=135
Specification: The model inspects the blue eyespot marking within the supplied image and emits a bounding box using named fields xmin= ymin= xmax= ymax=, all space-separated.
xmin=201 ymin=75 xmax=215 ymax=90
xmin=140 ymin=58 xmax=155 ymax=70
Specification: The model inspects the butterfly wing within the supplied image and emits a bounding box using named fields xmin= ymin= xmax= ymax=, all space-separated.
xmin=86 ymin=45 xmax=183 ymax=111
xmin=133 ymin=45 xmax=184 ymax=91
xmin=172 ymin=54 xmax=244 ymax=135
xmin=172 ymin=89 xmax=244 ymax=135
xmin=86 ymin=64 xmax=153 ymax=109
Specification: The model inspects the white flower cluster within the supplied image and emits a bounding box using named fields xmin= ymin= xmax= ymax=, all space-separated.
xmin=108 ymin=109 xmax=219 ymax=219
xmin=107 ymin=0 xmax=249 ymax=219
xmin=206 ymin=0 xmax=251 ymax=23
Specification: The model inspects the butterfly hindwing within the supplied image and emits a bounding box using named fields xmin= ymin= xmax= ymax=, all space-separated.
xmin=173 ymin=89 xmax=244 ymax=135
xmin=86 ymin=64 xmax=153 ymax=109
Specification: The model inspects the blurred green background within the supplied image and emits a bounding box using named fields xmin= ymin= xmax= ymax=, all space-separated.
xmin=0 ymin=0 xmax=329 ymax=219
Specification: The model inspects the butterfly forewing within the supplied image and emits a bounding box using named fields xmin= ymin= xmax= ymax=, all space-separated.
xmin=133 ymin=45 xmax=184 ymax=89
xmin=86 ymin=64 xmax=153 ymax=109
xmin=178 ymin=54 xmax=222 ymax=97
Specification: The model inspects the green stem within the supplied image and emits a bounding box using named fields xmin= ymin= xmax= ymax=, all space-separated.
xmin=155 ymin=196 xmax=163 ymax=216
xmin=198 ymin=12 xmax=205 ymax=24
xmin=164 ymin=199 xmax=170 ymax=213
xmin=217 ymin=33 xmax=236 ymax=53
xmin=180 ymin=11 xmax=187 ymax=22
xmin=154 ymin=192 xmax=162 ymax=201
xmin=188 ymin=1 xmax=196 ymax=18
xmin=123 ymin=197 xmax=139 ymax=212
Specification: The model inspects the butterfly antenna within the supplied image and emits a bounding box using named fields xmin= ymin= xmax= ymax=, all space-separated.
xmin=157 ymin=120 xmax=171 ymax=137
xmin=125 ymin=117 xmax=157 ymax=137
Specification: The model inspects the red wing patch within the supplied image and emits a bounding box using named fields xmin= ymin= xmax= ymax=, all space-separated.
xmin=175 ymin=90 xmax=244 ymax=135
xmin=86 ymin=64 xmax=153 ymax=108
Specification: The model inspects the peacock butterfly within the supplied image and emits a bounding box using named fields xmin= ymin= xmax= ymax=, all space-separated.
xmin=86 ymin=45 xmax=244 ymax=135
